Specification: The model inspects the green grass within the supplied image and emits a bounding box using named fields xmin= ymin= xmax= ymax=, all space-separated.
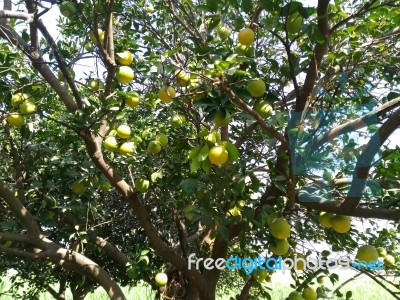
xmin=0 ymin=274 xmax=397 ymax=299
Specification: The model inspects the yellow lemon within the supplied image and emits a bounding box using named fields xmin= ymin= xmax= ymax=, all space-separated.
xmin=159 ymin=86 xmax=176 ymax=103
xmin=331 ymin=215 xmax=351 ymax=233
xmin=208 ymin=145 xmax=229 ymax=165
xmin=238 ymin=28 xmax=255 ymax=45
xmin=269 ymin=217 xmax=291 ymax=239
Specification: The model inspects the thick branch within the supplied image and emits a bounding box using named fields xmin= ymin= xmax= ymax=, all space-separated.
xmin=310 ymin=96 xmax=400 ymax=154
xmin=87 ymin=232 xmax=131 ymax=267
xmin=0 ymin=180 xmax=42 ymax=237
xmin=238 ymin=276 xmax=256 ymax=300
xmin=341 ymin=107 xmax=400 ymax=210
xmin=0 ymin=232 xmax=36 ymax=244
xmin=0 ymin=244 xmax=126 ymax=300
xmin=36 ymin=20 xmax=83 ymax=108
xmin=203 ymin=237 xmax=229 ymax=294
xmin=103 ymin=0 xmax=116 ymax=95
xmin=0 ymin=23 xmax=78 ymax=112
xmin=0 ymin=10 xmax=34 ymax=22
xmin=81 ymin=133 xmax=211 ymax=298
xmin=298 ymin=193 xmax=400 ymax=220
xmin=295 ymin=0 xmax=330 ymax=112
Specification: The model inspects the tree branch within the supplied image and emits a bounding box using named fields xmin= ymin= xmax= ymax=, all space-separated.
xmin=238 ymin=276 xmax=256 ymax=300
xmin=297 ymin=193 xmax=400 ymax=220
xmin=81 ymin=133 xmax=211 ymax=298
xmin=310 ymin=96 xmax=400 ymax=154
xmin=0 ymin=180 xmax=42 ymax=237
xmin=0 ymin=10 xmax=34 ymax=22
xmin=87 ymin=232 xmax=131 ymax=267
xmin=295 ymin=0 xmax=330 ymax=113
xmin=36 ymin=20 xmax=83 ymax=108
xmin=217 ymin=81 xmax=288 ymax=148
xmin=0 ymin=23 xmax=78 ymax=112
xmin=340 ymin=107 xmax=400 ymax=210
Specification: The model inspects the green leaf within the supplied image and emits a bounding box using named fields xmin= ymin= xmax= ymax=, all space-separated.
xmin=259 ymin=0 xmax=278 ymax=12
xmin=217 ymin=225 xmax=229 ymax=241
xmin=163 ymin=48 xmax=180 ymax=57
xmin=140 ymin=249 xmax=150 ymax=255
xmin=151 ymin=171 xmax=163 ymax=182
xmin=275 ymin=175 xmax=286 ymax=181
xmin=226 ymin=54 xmax=238 ymax=63
xmin=182 ymin=179 xmax=198 ymax=195
xmin=309 ymin=25 xmax=326 ymax=44
xmin=188 ymin=145 xmax=202 ymax=159
xmin=116 ymin=111 xmax=127 ymax=120
xmin=241 ymin=0 xmax=253 ymax=13
xmin=387 ymin=92 xmax=400 ymax=101
xmin=346 ymin=291 xmax=353 ymax=299
xmin=205 ymin=109 xmax=218 ymax=122
xmin=221 ymin=141 xmax=239 ymax=161
xmin=227 ymin=0 xmax=239 ymax=9
xmin=206 ymin=0 xmax=218 ymax=12
xmin=190 ymin=159 xmax=201 ymax=173
xmin=197 ymin=144 xmax=210 ymax=162
xmin=201 ymin=159 xmax=211 ymax=173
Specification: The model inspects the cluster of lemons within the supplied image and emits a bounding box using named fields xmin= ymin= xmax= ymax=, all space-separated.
xmin=103 ymin=124 xmax=168 ymax=157
xmin=318 ymin=212 xmax=351 ymax=233
xmin=154 ymin=27 xmax=275 ymax=166
xmin=6 ymin=93 xmax=37 ymax=126
xmin=267 ymin=213 xmax=291 ymax=256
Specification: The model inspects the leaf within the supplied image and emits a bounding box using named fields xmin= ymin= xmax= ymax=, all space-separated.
xmin=217 ymin=225 xmax=229 ymax=241
xmin=116 ymin=111 xmax=127 ymax=120
xmin=221 ymin=141 xmax=239 ymax=161
xmin=195 ymin=98 xmax=214 ymax=107
xmin=205 ymin=132 xmax=216 ymax=143
xmin=309 ymin=25 xmax=326 ymax=45
xmin=205 ymin=109 xmax=218 ymax=122
xmin=370 ymin=0 xmax=381 ymax=8
xmin=227 ymin=0 xmax=239 ymax=9
xmin=140 ymin=249 xmax=150 ymax=255
xmin=226 ymin=66 xmax=238 ymax=76
xmin=197 ymin=144 xmax=210 ymax=162
xmin=346 ymin=291 xmax=353 ymax=299
xmin=275 ymin=175 xmax=286 ymax=181
xmin=387 ymin=92 xmax=400 ymax=101
xmin=151 ymin=171 xmax=163 ymax=182
xmin=241 ymin=0 xmax=253 ymax=13
xmin=163 ymin=47 xmax=180 ymax=57
xmin=190 ymin=159 xmax=201 ymax=173
xmin=188 ymin=145 xmax=202 ymax=159
xmin=226 ymin=54 xmax=238 ymax=63
xmin=206 ymin=0 xmax=218 ymax=12
xmin=259 ymin=0 xmax=278 ymax=12
xmin=182 ymin=179 xmax=198 ymax=195
xmin=201 ymin=159 xmax=211 ymax=173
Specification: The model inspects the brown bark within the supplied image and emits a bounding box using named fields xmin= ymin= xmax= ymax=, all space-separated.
xmin=298 ymin=194 xmax=400 ymax=220
xmin=87 ymin=232 xmax=131 ymax=267
xmin=0 ymin=23 xmax=78 ymax=112
xmin=340 ymin=108 xmax=400 ymax=210
xmin=295 ymin=0 xmax=330 ymax=113
xmin=82 ymin=134 xmax=211 ymax=299
xmin=0 ymin=180 xmax=127 ymax=300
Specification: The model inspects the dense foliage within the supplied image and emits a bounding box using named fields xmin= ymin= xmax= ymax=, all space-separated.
xmin=0 ymin=0 xmax=400 ymax=299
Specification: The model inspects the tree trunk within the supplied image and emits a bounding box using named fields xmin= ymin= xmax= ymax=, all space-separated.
xmin=186 ymin=284 xmax=199 ymax=300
